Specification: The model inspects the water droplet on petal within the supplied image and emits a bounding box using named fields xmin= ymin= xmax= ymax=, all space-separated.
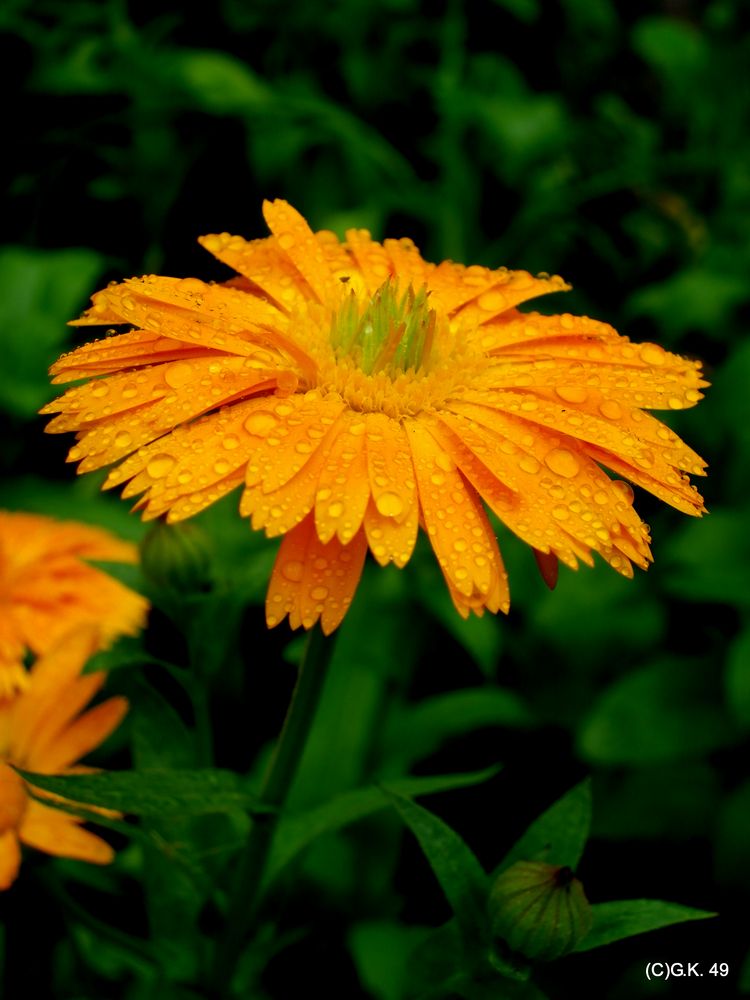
xmin=91 ymin=384 xmax=109 ymax=398
xmin=147 ymin=454 xmax=176 ymax=478
xmin=282 ymin=560 xmax=304 ymax=582
xmin=552 ymin=505 xmax=569 ymax=520
xmin=223 ymin=436 xmax=240 ymax=450
xmin=613 ymin=480 xmax=635 ymax=504
xmin=435 ymin=451 xmax=455 ymax=472
xmin=328 ymin=501 xmax=344 ymax=518
xmin=375 ymin=491 xmax=404 ymax=517
xmin=640 ymin=344 xmax=665 ymax=365
xmin=114 ymin=431 xmax=132 ymax=448
xmin=311 ymin=586 xmax=329 ymax=601
xmin=278 ymin=232 xmax=295 ymax=250
xmin=164 ymin=361 xmax=194 ymax=388
xmin=477 ymin=289 xmax=507 ymax=312
xmin=244 ymin=411 xmax=278 ymax=435
xmin=668 ymin=397 xmax=684 ymax=410
xmin=519 ymin=456 xmax=541 ymax=475
xmin=599 ymin=400 xmax=623 ymax=420
xmin=556 ymin=385 xmax=588 ymax=404
xmin=545 ymin=448 xmax=580 ymax=479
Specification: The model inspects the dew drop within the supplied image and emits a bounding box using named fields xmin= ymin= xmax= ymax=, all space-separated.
xmin=244 ymin=411 xmax=278 ymax=435
xmin=435 ymin=451 xmax=455 ymax=472
xmin=223 ymin=436 xmax=240 ymax=450
xmin=594 ymin=490 xmax=609 ymax=505
xmin=375 ymin=492 xmax=404 ymax=518
xmin=179 ymin=277 xmax=204 ymax=293
xmin=328 ymin=501 xmax=344 ymax=518
xmin=430 ymin=473 xmax=445 ymax=486
xmin=556 ymin=385 xmax=588 ymax=404
xmin=477 ymin=290 xmax=506 ymax=312
xmin=350 ymin=422 xmax=366 ymax=436
xmin=282 ymin=560 xmax=304 ymax=582
xmin=552 ymin=505 xmax=569 ymax=520
xmin=453 ymin=540 xmax=467 ymax=552
xmin=277 ymin=232 xmax=296 ymax=251
xmin=146 ymin=454 xmax=176 ymax=478
xmin=164 ymin=361 xmax=194 ymax=388
xmin=598 ymin=400 xmax=623 ymax=420
xmin=640 ymin=344 xmax=666 ymax=366
xmin=177 ymin=472 xmax=193 ymax=485
xmin=122 ymin=384 xmax=138 ymax=399
xmin=519 ymin=455 xmax=541 ymax=475
xmin=114 ymin=431 xmax=132 ymax=448
xmin=295 ymin=442 xmax=313 ymax=454
xmin=214 ymin=460 xmax=231 ymax=475
xmin=91 ymin=384 xmax=109 ymax=398
xmin=668 ymin=397 xmax=684 ymax=410
xmin=545 ymin=448 xmax=580 ymax=478
xmin=311 ymin=586 xmax=329 ymax=601
xmin=613 ymin=480 xmax=635 ymax=504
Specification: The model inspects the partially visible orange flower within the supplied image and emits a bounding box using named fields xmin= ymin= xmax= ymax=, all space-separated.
xmin=42 ymin=200 xmax=706 ymax=634
xmin=0 ymin=626 xmax=128 ymax=890
xmin=0 ymin=511 xmax=148 ymax=696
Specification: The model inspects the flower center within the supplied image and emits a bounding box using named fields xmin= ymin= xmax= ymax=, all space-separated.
xmin=0 ymin=761 xmax=27 ymax=834
xmin=330 ymin=280 xmax=436 ymax=376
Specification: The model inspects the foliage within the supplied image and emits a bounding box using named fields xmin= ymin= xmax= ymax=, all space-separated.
xmin=2 ymin=0 xmax=748 ymax=997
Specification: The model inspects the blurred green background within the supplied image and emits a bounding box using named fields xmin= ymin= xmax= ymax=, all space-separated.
xmin=1 ymin=0 xmax=749 ymax=997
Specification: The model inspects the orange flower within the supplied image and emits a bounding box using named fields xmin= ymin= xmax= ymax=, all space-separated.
xmin=0 ymin=511 xmax=149 ymax=696
xmin=0 ymin=626 xmax=128 ymax=890
xmin=43 ymin=200 xmax=706 ymax=633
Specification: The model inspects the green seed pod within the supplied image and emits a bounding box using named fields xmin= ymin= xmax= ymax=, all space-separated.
xmin=140 ymin=520 xmax=213 ymax=594
xmin=488 ymin=861 xmax=592 ymax=962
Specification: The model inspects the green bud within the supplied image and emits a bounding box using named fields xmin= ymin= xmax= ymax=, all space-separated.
xmin=140 ymin=520 xmax=213 ymax=594
xmin=488 ymin=861 xmax=592 ymax=962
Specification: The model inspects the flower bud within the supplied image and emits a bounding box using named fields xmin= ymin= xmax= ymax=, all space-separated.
xmin=140 ymin=520 xmax=213 ymax=594
xmin=488 ymin=861 xmax=592 ymax=961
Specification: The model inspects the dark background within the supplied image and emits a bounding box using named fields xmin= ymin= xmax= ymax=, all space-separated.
xmin=1 ymin=1 xmax=749 ymax=997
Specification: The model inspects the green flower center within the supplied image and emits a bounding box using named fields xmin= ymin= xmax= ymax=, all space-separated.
xmin=330 ymin=280 xmax=436 ymax=376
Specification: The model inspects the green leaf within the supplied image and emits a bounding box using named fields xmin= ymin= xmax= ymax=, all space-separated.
xmin=726 ymin=625 xmax=750 ymax=726
xmin=267 ymin=766 xmax=500 ymax=885
xmin=385 ymin=790 xmax=489 ymax=946
xmin=384 ymin=688 xmax=532 ymax=770
xmin=0 ymin=246 xmax=103 ymax=416
xmin=661 ymin=508 xmax=750 ymax=607
xmin=578 ymin=660 xmax=737 ymax=764
xmin=574 ymin=900 xmax=716 ymax=952
xmin=495 ymin=780 xmax=591 ymax=876
xmin=715 ymin=781 xmax=750 ymax=893
xmin=19 ymin=768 xmax=266 ymax=817
xmin=167 ymin=49 xmax=272 ymax=114
xmin=349 ymin=921 xmax=431 ymax=1000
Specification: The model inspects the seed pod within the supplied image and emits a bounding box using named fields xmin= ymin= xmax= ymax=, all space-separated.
xmin=488 ymin=860 xmax=592 ymax=961
xmin=140 ymin=520 xmax=213 ymax=594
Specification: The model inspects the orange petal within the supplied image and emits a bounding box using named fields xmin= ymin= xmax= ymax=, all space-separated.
xmin=266 ymin=514 xmax=368 ymax=634
xmin=262 ymin=200 xmax=342 ymax=307
xmin=406 ymin=419 xmax=508 ymax=606
xmin=33 ymin=697 xmax=128 ymax=773
xmin=363 ymin=497 xmax=419 ymax=568
xmin=0 ymin=831 xmax=21 ymax=890
xmin=365 ymin=412 xmax=417 ymax=525
xmin=313 ymin=416 xmax=371 ymax=545
xmin=19 ymin=801 xmax=114 ymax=864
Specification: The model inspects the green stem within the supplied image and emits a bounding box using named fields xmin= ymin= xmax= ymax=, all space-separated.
xmin=208 ymin=626 xmax=336 ymax=996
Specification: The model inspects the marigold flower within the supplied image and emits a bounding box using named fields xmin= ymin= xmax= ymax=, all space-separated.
xmin=0 ymin=626 xmax=128 ymax=890
xmin=0 ymin=511 xmax=149 ymax=696
xmin=43 ymin=200 xmax=706 ymax=633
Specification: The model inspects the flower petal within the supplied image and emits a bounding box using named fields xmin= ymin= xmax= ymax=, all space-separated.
xmin=266 ymin=514 xmax=368 ymax=634
xmin=0 ymin=832 xmax=21 ymax=890
xmin=19 ymin=801 xmax=113 ymax=864
xmin=30 ymin=697 xmax=128 ymax=773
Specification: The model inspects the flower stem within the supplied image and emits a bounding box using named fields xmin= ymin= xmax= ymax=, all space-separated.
xmin=209 ymin=625 xmax=335 ymax=996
